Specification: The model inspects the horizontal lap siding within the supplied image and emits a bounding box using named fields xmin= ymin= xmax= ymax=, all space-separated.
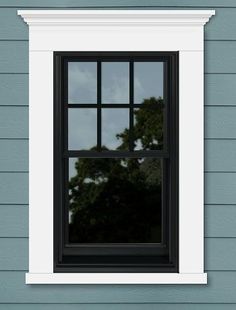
xmin=0 ymin=173 xmax=28 ymax=204
xmin=0 ymin=107 xmax=28 ymax=138
xmin=0 ymin=206 xmax=28 ymax=237
xmin=0 ymin=140 xmax=28 ymax=171
xmin=1 ymin=306 xmax=236 ymax=310
xmin=0 ymin=75 xmax=28 ymax=106
xmin=205 ymin=140 xmax=236 ymax=171
xmin=0 ymin=306 xmax=234 ymax=310
xmin=0 ymin=0 xmax=236 ymax=7
xmin=205 ymin=75 xmax=236 ymax=106
xmin=0 ymin=2 xmax=236 ymax=309
xmin=0 ymin=42 xmax=28 ymax=73
xmin=0 ymin=306 xmax=236 ymax=310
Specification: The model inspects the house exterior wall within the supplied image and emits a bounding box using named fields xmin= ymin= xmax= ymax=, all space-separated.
xmin=0 ymin=0 xmax=236 ymax=308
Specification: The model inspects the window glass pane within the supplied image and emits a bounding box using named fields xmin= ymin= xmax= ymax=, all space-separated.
xmin=68 ymin=62 xmax=97 ymax=104
xmin=102 ymin=62 xmax=129 ymax=104
xmin=68 ymin=158 xmax=78 ymax=224
xmin=68 ymin=109 xmax=97 ymax=150
xmin=102 ymin=109 xmax=129 ymax=150
xmin=134 ymin=62 xmax=163 ymax=104
xmin=134 ymin=101 xmax=164 ymax=150
xmin=68 ymin=158 xmax=162 ymax=243
xmin=69 ymin=158 xmax=77 ymax=179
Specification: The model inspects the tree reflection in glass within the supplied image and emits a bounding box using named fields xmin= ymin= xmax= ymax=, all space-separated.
xmin=68 ymin=97 xmax=164 ymax=243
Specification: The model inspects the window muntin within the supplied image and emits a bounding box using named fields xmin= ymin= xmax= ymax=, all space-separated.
xmin=54 ymin=52 xmax=178 ymax=272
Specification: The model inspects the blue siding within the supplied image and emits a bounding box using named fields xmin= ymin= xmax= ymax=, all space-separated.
xmin=0 ymin=173 xmax=28 ymax=204
xmin=0 ymin=306 xmax=236 ymax=310
xmin=205 ymin=205 xmax=236 ymax=237
xmin=0 ymin=140 xmax=28 ymax=171
xmin=0 ymin=75 xmax=28 ymax=106
xmin=205 ymin=140 xmax=236 ymax=171
xmin=0 ymin=205 xmax=28 ymax=237
xmin=0 ymin=107 xmax=28 ymax=138
xmin=205 ymin=107 xmax=236 ymax=138
xmin=0 ymin=1 xmax=236 ymax=309
xmin=205 ymin=75 xmax=236 ymax=106
xmin=0 ymin=42 xmax=28 ymax=73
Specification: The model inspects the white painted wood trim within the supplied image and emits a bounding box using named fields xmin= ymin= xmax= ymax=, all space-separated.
xmin=18 ymin=10 xmax=214 ymax=26
xmin=26 ymin=273 xmax=207 ymax=284
xmin=179 ymin=50 xmax=205 ymax=273
xmin=17 ymin=9 xmax=215 ymax=284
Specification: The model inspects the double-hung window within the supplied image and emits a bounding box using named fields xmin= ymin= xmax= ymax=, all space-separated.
xmin=54 ymin=52 xmax=178 ymax=272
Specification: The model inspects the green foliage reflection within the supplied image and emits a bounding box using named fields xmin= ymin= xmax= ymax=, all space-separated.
xmin=69 ymin=97 xmax=164 ymax=243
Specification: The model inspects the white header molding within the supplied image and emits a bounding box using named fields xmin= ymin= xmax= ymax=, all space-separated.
xmin=18 ymin=9 xmax=215 ymax=284
xmin=18 ymin=10 xmax=214 ymax=26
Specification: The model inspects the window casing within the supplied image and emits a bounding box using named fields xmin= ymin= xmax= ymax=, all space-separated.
xmin=18 ymin=9 xmax=215 ymax=284
xmin=54 ymin=52 xmax=179 ymax=272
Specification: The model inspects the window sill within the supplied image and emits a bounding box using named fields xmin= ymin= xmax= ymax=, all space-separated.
xmin=25 ymin=273 xmax=207 ymax=284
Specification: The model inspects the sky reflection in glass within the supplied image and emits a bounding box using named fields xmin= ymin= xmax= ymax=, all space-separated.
xmin=102 ymin=108 xmax=129 ymax=150
xmin=68 ymin=109 xmax=97 ymax=150
xmin=134 ymin=62 xmax=163 ymax=103
xmin=102 ymin=62 xmax=129 ymax=104
xmin=68 ymin=62 xmax=97 ymax=103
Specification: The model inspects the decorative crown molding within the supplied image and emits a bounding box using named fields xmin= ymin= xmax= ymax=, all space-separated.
xmin=18 ymin=10 xmax=215 ymax=27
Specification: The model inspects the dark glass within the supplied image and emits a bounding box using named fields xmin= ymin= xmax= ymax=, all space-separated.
xmin=102 ymin=62 xmax=129 ymax=104
xmin=68 ymin=158 xmax=78 ymax=224
xmin=68 ymin=158 xmax=162 ymax=243
xmin=68 ymin=62 xmax=97 ymax=104
xmin=133 ymin=99 xmax=164 ymax=151
xmin=68 ymin=108 xmax=97 ymax=150
xmin=102 ymin=108 xmax=129 ymax=150
xmin=134 ymin=62 xmax=164 ymax=104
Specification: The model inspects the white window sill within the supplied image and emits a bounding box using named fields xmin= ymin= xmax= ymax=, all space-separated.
xmin=26 ymin=273 xmax=207 ymax=284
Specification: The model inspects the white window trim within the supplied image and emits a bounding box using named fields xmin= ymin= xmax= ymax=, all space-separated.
xmin=18 ymin=9 xmax=215 ymax=284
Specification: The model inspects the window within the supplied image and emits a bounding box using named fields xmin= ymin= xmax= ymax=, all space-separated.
xmin=18 ymin=9 xmax=215 ymax=284
xmin=54 ymin=52 xmax=178 ymax=272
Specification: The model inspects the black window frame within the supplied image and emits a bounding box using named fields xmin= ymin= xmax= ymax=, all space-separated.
xmin=54 ymin=51 xmax=179 ymax=273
